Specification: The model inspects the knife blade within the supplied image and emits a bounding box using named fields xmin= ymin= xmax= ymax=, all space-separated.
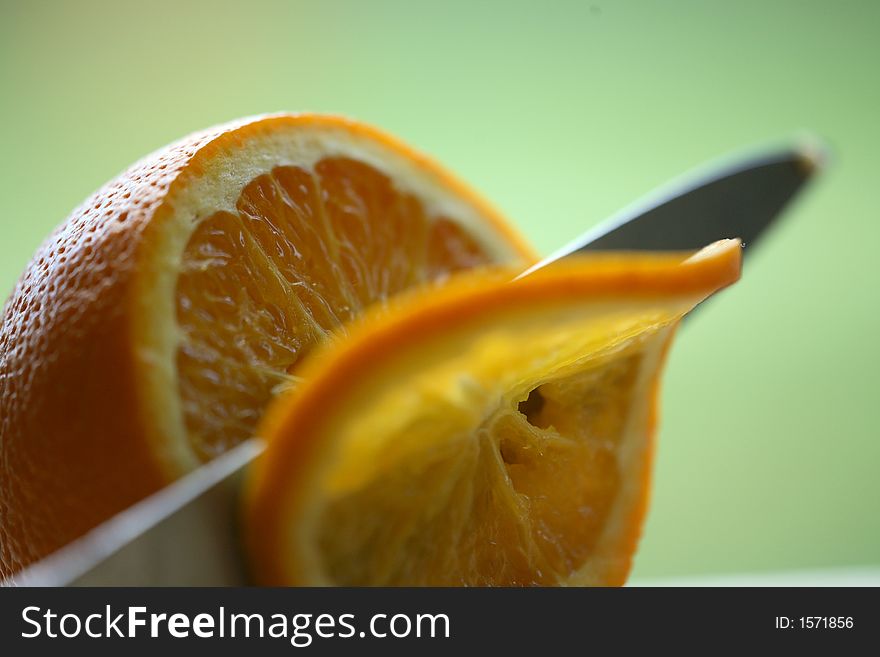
xmin=520 ymin=138 xmax=825 ymax=277
xmin=5 ymin=139 xmax=825 ymax=586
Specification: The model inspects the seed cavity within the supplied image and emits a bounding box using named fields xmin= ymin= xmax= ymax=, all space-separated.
xmin=518 ymin=387 xmax=548 ymax=429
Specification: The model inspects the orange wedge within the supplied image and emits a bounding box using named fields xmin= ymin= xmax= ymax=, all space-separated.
xmin=245 ymin=240 xmax=741 ymax=586
xmin=0 ymin=114 xmax=534 ymax=577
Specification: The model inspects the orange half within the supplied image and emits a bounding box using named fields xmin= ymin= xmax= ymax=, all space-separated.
xmin=0 ymin=114 xmax=533 ymax=577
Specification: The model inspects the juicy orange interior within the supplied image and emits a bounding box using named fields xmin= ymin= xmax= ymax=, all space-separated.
xmin=175 ymin=157 xmax=494 ymax=460
xmin=314 ymin=349 xmax=642 ymax=586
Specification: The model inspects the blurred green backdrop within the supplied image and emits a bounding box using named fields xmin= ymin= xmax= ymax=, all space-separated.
xmin=1 ymin=0 xmax=878 ymax=578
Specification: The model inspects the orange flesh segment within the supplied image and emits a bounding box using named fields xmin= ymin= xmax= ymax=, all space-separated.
xmin=314 ymin=348 xmax=642 ymax=585
xmin=175 ymin=156 xmax=495 ymax=460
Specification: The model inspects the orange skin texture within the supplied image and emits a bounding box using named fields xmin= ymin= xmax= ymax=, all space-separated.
xmin=0 ymin=114 xmax=535 ymax=578
xmin=244 ymin=247 xmax=742 ymax=586
xmin=0 ymin=122 xmax=225 ymax=577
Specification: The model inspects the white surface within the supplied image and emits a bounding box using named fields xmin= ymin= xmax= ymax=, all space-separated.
xmin=631 ymin=566 xmax=880 ymax=587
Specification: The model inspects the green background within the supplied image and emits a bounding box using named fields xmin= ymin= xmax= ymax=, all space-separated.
xmin=1 ymin=0 xmax=878 ymax=578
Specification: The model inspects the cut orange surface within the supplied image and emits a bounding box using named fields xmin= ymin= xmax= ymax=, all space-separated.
xmin=0 ymin=114 xmax=533 ymax=577
xmin=245 ymin=240 xmax=741 ymax=586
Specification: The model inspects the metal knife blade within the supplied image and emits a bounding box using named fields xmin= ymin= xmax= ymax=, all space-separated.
xmin=6 ymin=139 xmax=824 ymax=586
xmin=520 ymin=138 xmax=825 ymax=277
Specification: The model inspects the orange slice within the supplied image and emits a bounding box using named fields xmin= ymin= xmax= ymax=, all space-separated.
xmin=0 ymin=114 xmax=534 ymax=577
xmin=245 ymin=240 xmax=741 ymax=586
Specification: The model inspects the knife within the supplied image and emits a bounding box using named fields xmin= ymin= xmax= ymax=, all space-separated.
xmin=6 ymin=139 xmax=825 ymax=586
